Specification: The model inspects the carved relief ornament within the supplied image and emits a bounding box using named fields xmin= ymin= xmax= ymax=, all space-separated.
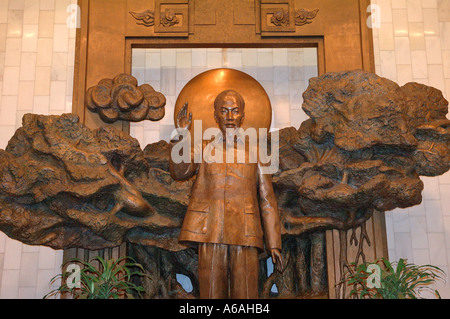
xmin=270 ymin=9 xmax=290 ymax=26
xmin=129 ymin=9 xmax=180 ymax=28
xmin=129 ymin=10 xmax=155 ymax=27
xmin=160 ymin=8 xmax=180 ymax=27
xmin=294 ymin=9 xmax=319 ymax=26
xmin=260 ymin=0 xmax=319 ymax=33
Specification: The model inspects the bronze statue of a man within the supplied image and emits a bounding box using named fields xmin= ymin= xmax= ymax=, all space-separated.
xmin=170 ymin=90 xmax=282 ymax=299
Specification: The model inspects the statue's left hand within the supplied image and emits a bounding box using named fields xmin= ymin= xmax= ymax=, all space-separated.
xmin=270 ymin=249 xmax=284 ymax=273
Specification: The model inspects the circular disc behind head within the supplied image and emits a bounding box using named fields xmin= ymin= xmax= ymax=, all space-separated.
xmin=174 ymin=68 xmax=272 ymax=137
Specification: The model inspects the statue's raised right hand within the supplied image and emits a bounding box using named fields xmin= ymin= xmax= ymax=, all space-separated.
xmin=176 ymin=102 xmax=192 ymax=131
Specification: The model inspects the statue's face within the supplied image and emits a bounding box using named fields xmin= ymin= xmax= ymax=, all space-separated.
xmin=214 ymin=94 xmax=245 ymax=134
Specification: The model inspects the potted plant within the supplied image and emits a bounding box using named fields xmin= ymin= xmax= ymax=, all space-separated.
xmin=341 ymin=258 xmax=446 ymax=299
xmin=45 ymin=256 xmax=147 ymax=299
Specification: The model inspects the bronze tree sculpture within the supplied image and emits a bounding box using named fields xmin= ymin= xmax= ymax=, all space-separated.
xmin=0 ymin=70 xmax=448 ymax=298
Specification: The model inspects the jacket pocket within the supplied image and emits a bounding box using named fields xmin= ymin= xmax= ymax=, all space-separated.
xmin=188 ymin=201 xmax=209 ymax=213
xmin=184 ymin=202 xmax=209 ymax=234
xmin=244 ymin=203 xmax=262 ymax=237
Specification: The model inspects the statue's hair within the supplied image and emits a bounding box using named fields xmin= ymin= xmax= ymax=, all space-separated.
xmin=214 ymin=90 xmax=245 ymax=111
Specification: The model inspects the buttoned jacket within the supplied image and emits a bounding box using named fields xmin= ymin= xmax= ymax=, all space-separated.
xmin=170 ymin=133 xmax=281 ymax=252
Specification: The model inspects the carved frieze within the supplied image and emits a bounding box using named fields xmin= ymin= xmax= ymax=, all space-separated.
xmin=129 ymin=1 xmax=318 ymax=37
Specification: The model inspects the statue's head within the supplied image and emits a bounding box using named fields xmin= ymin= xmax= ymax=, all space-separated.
xmin=213 ymin=90 xmax=245 ymax=134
